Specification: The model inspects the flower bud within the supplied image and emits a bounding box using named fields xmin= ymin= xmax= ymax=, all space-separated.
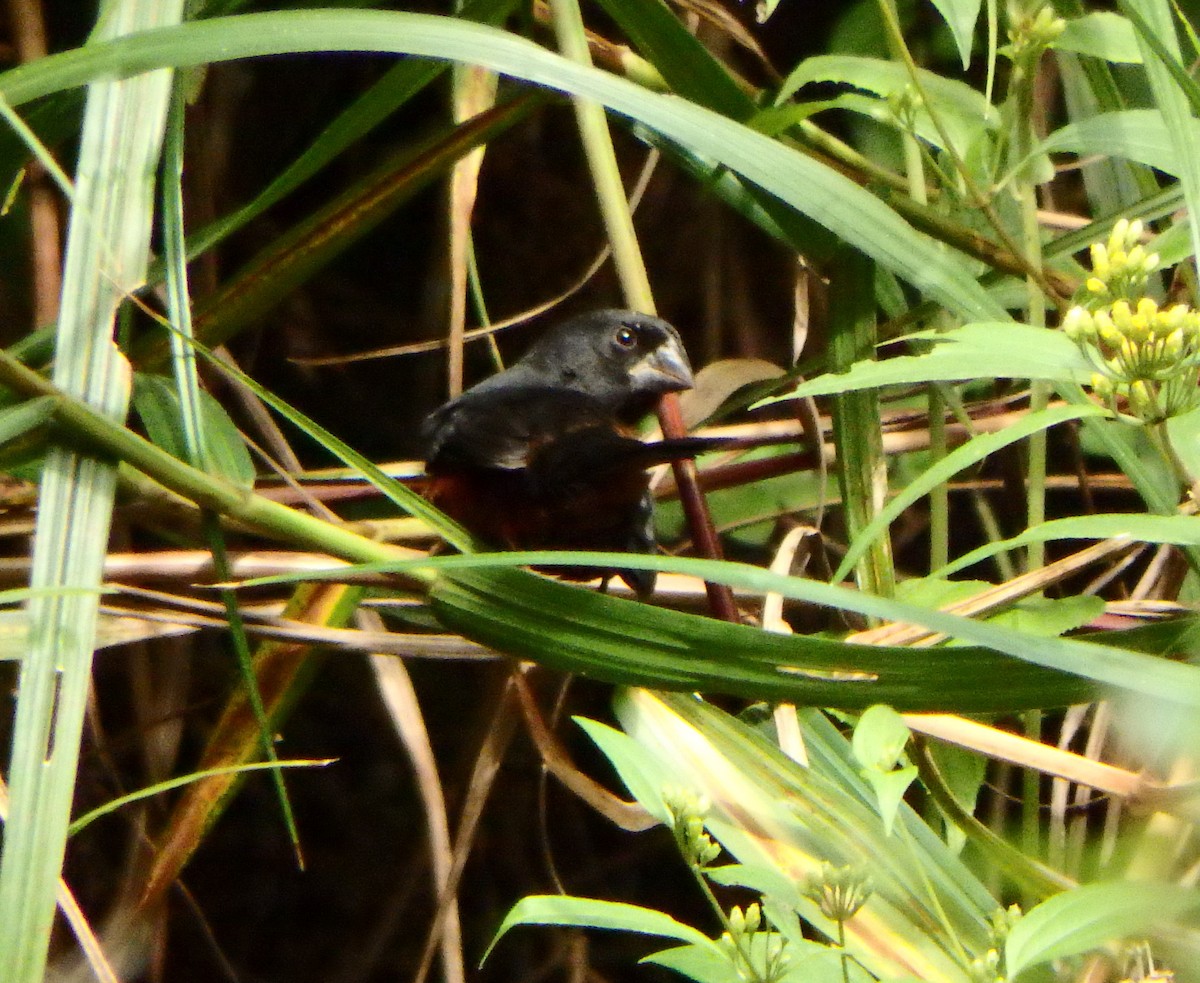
xmin=1111 ymin=299 xmax=1133 ymax=332
xmin=1091 ymin=373 xmax=1114 ymax=399
xmin=1164 ymin=329 xmax=1185 ymax=360
xmin=1160 ymin=305 xmax=1188 ymax=332
xmin=1129 ymin=380 xmax=1153 ymax=415
xmin=1062 ymin=307 xmax=1091 ymax=340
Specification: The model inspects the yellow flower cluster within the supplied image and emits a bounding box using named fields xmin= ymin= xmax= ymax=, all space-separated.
xmin=1081 ymin=218 xmax=1159 ymax=304
xmin=1064 ymin=220 xmax=1200 ymax=422
xmin=1009 ymin=5 xmax=1066 ymax=53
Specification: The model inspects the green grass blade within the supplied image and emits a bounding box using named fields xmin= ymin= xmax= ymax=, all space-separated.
xmin=67 ymin=758 xmax=332 ymax=837
xmin=0 ymin=3 xmax=184 ymax=980
xmin=834 ymin=404 xmax=1108 ymax=583
xmin=937 ymin=512 xmax=1200 ymax=575
xmin=426 ymin=561 xmax=1200 ymax=709
xmin=591 ymin=0 xmax=753 ymax=118
xmin=1120 ymin=0 xmax=1200 ymax=276
xmin=484 ymin=896 xmax=715 ymax=965
xmin=0 ymin=10 xmax=1010 ymax=322
xmin=828 ymin=249 xmax=895 ymax=597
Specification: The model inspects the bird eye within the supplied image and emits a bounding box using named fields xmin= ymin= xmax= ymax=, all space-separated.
xmin=614 ymin=326 xmax=637 ymax=348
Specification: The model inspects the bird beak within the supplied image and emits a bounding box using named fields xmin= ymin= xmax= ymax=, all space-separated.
xmin=629 ymin=338 xmax=694 ymax=393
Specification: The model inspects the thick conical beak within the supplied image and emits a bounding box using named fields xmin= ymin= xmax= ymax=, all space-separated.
xmin=629 ymin=337 xmax=694 ymax=394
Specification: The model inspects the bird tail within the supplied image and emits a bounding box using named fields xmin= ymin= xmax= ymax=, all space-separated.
xmin=632 ymin=435 xmax=754 ymax=467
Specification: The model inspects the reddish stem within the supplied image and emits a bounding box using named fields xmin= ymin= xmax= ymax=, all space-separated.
xmin=657 ymin=392 xmax=739 ymax=623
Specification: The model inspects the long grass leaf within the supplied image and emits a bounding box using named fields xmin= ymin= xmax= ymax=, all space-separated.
xmin=0 ymin=4 xmax=183 ymax=980
xmin=0 ymin=10 xmax=1009 ymax=321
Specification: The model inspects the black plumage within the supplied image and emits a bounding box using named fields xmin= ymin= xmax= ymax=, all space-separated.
xmin=422 ymin=309 xmax=713 ymax=595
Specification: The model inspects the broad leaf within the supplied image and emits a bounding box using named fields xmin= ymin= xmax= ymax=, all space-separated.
xmin=1054 ymin=12 xmax=1142 ymax=63
xmin=1005 ymin=881 xmax=1200 ymax=979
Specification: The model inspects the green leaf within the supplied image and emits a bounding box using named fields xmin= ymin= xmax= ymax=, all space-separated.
xmin=703 ymin=863 xmax=802 ymax=903
xmin=0 ymin=90 xmax=83 ymax=196
xmin=1119 ymin=0 xmax=1200 ymax=277
xmin=853 ymin=706 xmax=917 ymax=835
xmin=647 ymin=935 xmax=822 ymax=983
xmin=1167 ymin=405 xmax=1200 ymax=481
xmin=483 ymin=896 xmax=716 ymax=965
xmin=924 ymin=741 xmax=986 ymax=853
xmin=0 ymin=10 xmax=1009 ymax=321
xmin=132 ymin=373 xmax=255 ymax=489
xmin=863 ymin=766 xmax=919 ymax=836
xmin=1147 ymin=216 xmax=1194 ymax=268
xmin=1005 ymin=881 xmax=1200 ymax=979
xmin=993 ymin=594 xmax=1105 ymax=637
xmin=656 ymin=455 xmax=827 ymax=543
xmin=938 ymin=512 xmax=1200 ymax=576
xmin=615 ymin=694 xmax=998 ymax=981
xmin=757 ymin=323 xmax=1094 ymax=403
xmin=573 ymin=717 xmax=674 ymax=823
xmin=641 ymin=942 xmax=738 ymax=983
xmin=1054 ymin=12 xmax=1142 ymax=64
xmin=591 ymin=0 xmax=752 ymax=119
xmin=776 ymin=54 xmax=997 ymax=157
xmin=1044 ymin=109 xmax=1200 ymax=177
xmin=67 ymin=758 xmax=331 ymax=835
xmin=896 ymin=580 xmax=1102 ymax=638
xmin=832 ymin=403 xmax=1108 ymax=583
xmin=778 ymin=55 xmax=996 ymax=125
xmin=928 ymin=0 xmax=983 ymax=69
xmin=424 ymin=552 xmax=1200 ymax=707
xmin=0 ymin=395 xmax=54 ymax=443
xmin=852 ymin=705 xmax=912 ymax=772
xmin=430 ymin=565 xmax=1100 ymax=711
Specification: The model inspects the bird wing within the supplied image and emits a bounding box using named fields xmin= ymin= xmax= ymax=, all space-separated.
xmin=422 ymin=386 xmax=615 ymax=473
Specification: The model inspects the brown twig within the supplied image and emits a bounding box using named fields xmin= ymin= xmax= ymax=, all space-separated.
xmin=657 ymin=391 xmax=739 ymax=622
xmin=6 ymin=0 xmax=61 ymax=328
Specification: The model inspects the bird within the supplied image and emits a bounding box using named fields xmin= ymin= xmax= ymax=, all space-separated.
xmin=421 ymin=309 xmax=718 ymax=596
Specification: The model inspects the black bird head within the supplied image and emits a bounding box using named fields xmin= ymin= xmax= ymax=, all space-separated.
xmin=515 ymin=309 xmax=694 ymax=416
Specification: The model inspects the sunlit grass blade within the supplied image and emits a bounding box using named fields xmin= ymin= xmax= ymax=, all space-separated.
xmin=68 ymin=757 xmax=334 ymax=836
xmin=0 ymin=3 xmax=183 ymax=980
xmin=608 ymin=691 xmax=996 ymax=982
xmin=937 ymin=512 xmax=1200 ymax=575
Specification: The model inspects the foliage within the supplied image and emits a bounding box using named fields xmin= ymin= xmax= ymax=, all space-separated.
xmin=0 ymin=0 xmax=1196 ymax=981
